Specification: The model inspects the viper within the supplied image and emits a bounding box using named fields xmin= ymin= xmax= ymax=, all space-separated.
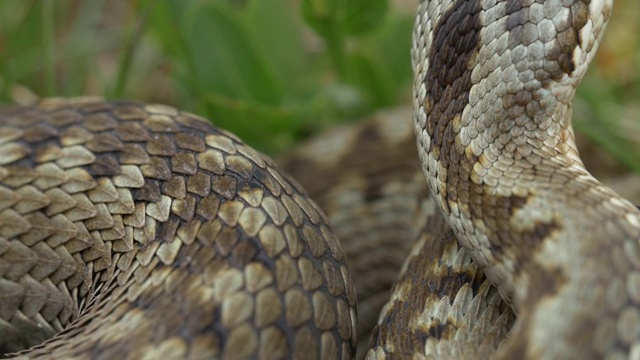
xmin=1 ymin=0 xmax=639 ymax=359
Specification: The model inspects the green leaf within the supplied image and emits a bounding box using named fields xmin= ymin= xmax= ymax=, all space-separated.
xmin=182 ymin=3 xmax=283 ymax=105
xmin=245 ymin=0 xmax=307 ymax=95
xmin=343 ymin=0 xmax=388 ymax=34
xmin=301 ymin=0 xmax=388 ymax=36
xmin=341 ymin=11 xmax=414 ymax=109
xmin=346 ymin=52 xmax=394 ymax=107
xmin=300 ymin=0 xmax=335 ymax=37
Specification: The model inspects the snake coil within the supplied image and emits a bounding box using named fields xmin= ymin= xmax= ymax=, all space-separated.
xmin=2 ymin=0 xmax=640 ymax=359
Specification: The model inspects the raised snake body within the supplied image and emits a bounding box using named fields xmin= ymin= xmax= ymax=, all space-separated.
xmin=2 ymin=0 xmax=640 ymax=359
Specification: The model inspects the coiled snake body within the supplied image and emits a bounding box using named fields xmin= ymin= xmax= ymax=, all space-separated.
xmin=2 ymin=0 xmax=640 ymax=359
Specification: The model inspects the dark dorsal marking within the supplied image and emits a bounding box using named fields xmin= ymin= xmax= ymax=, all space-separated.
xmin=423 ymin=0 xmax=561 ymax=274
xmin=505 ymin=0 xmax=590 ymax=77
xmin=424 ymin=0 xmax=482 ymax=208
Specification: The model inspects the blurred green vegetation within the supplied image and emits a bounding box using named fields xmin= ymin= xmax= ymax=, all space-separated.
xmin=0 ymin=0 xmax=413 ymax=154
xmin=0 ymin=0 xmax=638 ymax=173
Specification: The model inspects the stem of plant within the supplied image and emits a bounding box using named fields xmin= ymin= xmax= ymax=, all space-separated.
xmin=324 ymin=7 xmax=347 ymax=81
xmin=41 ymin=0 xmax=56 ymax=96
xmin=111 ymin=2 xmax=152 ymax=98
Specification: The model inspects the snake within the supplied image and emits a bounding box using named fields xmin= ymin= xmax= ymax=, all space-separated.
xmin=1 ymin=0 xmax=640 ymax=359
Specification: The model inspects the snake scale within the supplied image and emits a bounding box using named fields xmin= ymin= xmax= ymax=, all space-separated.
xmin=2 ymin=0 xmax=640 ymax=359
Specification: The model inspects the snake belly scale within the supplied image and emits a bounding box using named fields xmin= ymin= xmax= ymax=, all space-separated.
xmin=2 ymin=0 xmax=640 ymax=359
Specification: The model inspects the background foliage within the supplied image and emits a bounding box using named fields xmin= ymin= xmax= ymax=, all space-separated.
xmin=0 ymin=0 xmax=638 ymax=174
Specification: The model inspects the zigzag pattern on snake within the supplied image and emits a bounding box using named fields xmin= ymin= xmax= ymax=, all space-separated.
xmin=2 ymin=0 xmax=640 ymax=359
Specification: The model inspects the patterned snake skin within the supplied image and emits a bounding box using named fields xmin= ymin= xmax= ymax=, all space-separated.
xmin=367 ymin=0 xmax=640 ymax=358
xmin=2 ymin=0 xmax=640 ymax=359
xmin=0 ymin=99 xmax=356 ymax=359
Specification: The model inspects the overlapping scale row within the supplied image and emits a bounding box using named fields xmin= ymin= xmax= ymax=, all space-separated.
xmin=0 ymin=98 xmax=356 ymax=359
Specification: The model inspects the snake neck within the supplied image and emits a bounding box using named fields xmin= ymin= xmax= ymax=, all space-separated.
xmin=413 ymin=0 xmax=614 ymax=279
xmin=413 ymin=1 xmax=640 ymax=356
xmin=415 ymin=0 xmax=610 ymax=172
xmin=411 ymin=0 xmax=640 ymax=352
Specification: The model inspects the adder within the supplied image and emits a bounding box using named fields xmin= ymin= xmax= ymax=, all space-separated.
xmin=1 ymin=0 xmax=639 ymax=359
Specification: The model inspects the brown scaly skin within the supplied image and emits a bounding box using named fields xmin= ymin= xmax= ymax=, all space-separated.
xmin=285 ymin=104 xmax=640 ymax=359
xmin=2 ymin=0 xmax=640 ymax=358
xmin=283 ymin=108 xmax=514 ymax=359
xmin=0 ymin=98 xmax=356 ymax=359
xmin=281 ymin=108 xmax=426 ymax=358
xmin=396 ymin=0 xmax=640 ymax=358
